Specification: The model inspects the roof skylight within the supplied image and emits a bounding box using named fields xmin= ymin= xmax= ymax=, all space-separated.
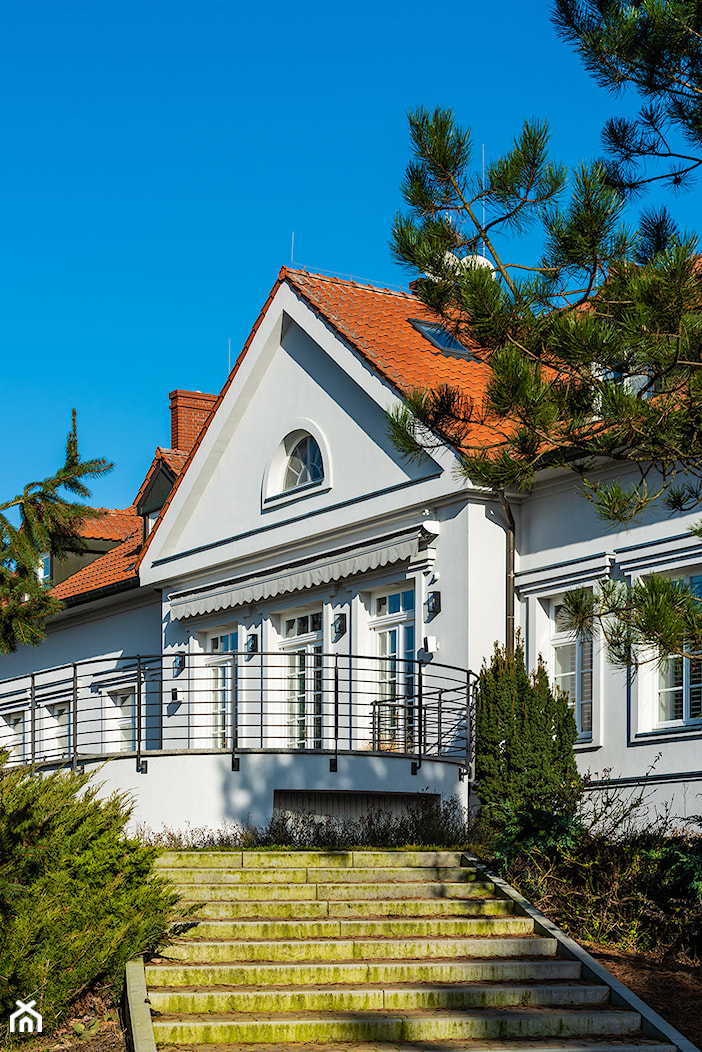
xmin=411 ymin=319 xmax=476 ymax=359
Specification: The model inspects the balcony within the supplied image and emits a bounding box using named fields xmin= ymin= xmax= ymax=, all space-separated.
xmin=0 ymin=652 xmax=474 ymax=777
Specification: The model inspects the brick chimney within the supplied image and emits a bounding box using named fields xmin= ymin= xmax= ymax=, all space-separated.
xmin=169 ymin=390 xmax=219 ymax=453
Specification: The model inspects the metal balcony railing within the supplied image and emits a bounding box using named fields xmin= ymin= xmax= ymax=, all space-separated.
xmin=0 ymin=652 xmax=476 ymax=776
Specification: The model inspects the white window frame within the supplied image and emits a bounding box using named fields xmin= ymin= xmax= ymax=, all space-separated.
xmin=551 ymin=598 xmax=594 ymax=742
xmin=656 ymin=574 xmax=702 ymax=729
xmin=205 ymin=624 xmax=240 ymax=749
xmin=279 ymin=609 xmax=324 ymax=750
xmin=370 ymin=585 xmax=416 ymax=752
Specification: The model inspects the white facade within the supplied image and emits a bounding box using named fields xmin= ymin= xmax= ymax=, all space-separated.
xmin=1 ymin=269 xmax=698 ymax=826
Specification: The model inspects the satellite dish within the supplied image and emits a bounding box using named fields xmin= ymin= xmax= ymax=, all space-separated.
xmin=424 ymin=252 xmax=497 ymax=281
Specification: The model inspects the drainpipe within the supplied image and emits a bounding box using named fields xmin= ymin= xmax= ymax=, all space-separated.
xmin=500 ymin=494 xmax=516 ymax=657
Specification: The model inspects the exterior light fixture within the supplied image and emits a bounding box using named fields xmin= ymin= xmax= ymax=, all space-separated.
xmin=173 ymin=653 xmax=186 ymax=675
xmin=333 ymin=613 xmax=347 ymax=639
xmin=247 ymin=633 xmax=259 ymax=654
xmin=426 ymin=591 xmax=441 ymax=617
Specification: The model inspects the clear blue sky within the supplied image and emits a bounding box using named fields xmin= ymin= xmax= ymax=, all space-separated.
xmin=2 ymin=0 xmax=695 ymax=511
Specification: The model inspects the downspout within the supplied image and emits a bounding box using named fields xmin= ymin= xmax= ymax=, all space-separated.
xmin=500 ymin=493 xmax=515 ymax=656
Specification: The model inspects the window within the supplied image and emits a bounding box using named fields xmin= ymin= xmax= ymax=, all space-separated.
xmin=552 ymin=601 xmax=593 ymax=740
xmin=1 ymin=710 xmax=26 ymax=762
xmin=207 ymin=626 xmax=239 ymax=748
xmin=372 ymin=587 xmax=416 ymax=751
xmin=281 ymin=610 xmax=323 ymax=749
xmin=658 ymin=575 xmax=702 ymax=726
xmin=411 ymin=319 xmax=475 ymax=359
xmin=107 ymin=692 xmax=134 ymax=752
xmin=284 ymin=436 xmax=324 ymax=491
xmin=36 ymin=554 xmax=51 ymax=588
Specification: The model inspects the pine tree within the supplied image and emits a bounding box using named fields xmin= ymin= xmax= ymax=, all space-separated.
xmin=388 ymin=106 xmax=702 ymax=665
xmin=475 ymin=642 xmax=581 ymax=827
xmin=0 ymin=412 xmax=112 ymax=653
xmin=553 ymin=0 xmax=702 ymax=197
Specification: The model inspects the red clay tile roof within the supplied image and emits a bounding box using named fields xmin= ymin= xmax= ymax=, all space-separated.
xmin=51 ymin=526 xmax=142 ymax=601
xmin=55 ymin=448 xmax=190 ymax=603
xmin=283 ymin=269 xmax=491 ymax=402
xmin=79 ymin=507 xmax=142 ymax=541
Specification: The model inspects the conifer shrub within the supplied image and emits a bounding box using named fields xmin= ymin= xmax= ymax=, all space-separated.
xmin=0 ymin=755 xmax=178 ymax=1036
xmin=474 ymin=641 xmax=582 ymax=829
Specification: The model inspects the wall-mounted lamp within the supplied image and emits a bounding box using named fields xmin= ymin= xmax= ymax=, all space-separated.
xmin=173 ymin=653 xmax=186 ymax=675
xmin=247 ymin=633 xmax=259 ymax=655
xmin=333 ymin=613 xmax=347 ymax=640
xmin=425 ymin=591 xmax=441 ymax=618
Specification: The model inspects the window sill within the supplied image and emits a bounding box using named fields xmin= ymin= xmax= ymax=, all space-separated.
xmin=635 ymin=721 xmax=702 ymax=740
xmin=262 ymin=481 xmax=330 ymax=513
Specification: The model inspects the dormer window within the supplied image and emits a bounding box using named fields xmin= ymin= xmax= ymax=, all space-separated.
xmin=284 ymin=436 xmax=324 ymax=492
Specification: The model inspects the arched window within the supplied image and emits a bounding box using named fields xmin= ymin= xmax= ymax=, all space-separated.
xmin=284 ymin=435 xmax=324 ymax=491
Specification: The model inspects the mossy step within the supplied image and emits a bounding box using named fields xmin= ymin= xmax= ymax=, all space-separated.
xmin=164 ymin=934 xmax=557 ymax=962
xmin=148 ymin=981 xmax=611 ymax=1014
xmin=173 ymin=880 xmax=495 ymax=901
xmin=146 ymin=956 xmax=582 ymax=988
xmin=154 ymin=1040 xmax=676 ymax=1052
xmin=151 ymin=1006 xmax=642 ymax=1043
xmin=181 ymin=916 xmax=532 ymax=940
xmin=160 ymin=866 xmax=480 ymax=884
xmin=157 ymin=850 xmax=469 ymax=869
xmin=191 ymin=896 xmax=511 ymax=919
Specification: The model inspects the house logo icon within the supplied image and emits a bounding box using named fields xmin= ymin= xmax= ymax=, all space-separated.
xmin=10 ymin=1000 xmax=43 ymax=1034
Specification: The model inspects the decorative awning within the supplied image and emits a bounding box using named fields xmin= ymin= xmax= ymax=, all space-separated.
xmin=169 ymin=526 xmax=435 ymax=621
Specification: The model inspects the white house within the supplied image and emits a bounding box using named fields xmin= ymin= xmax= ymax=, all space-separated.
xmin=1 ymin=267 xmax=700 ymax=827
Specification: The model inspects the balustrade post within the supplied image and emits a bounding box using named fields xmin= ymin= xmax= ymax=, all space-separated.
xmin=330 ymin=655 xmax=339 ymax=772
xmin=71 ymin=664 xmax=79 ymax=770
xmin=412 ymin=661 xmax=423 ymax=775
xmin=437 ymin=689 xmax=443 ymax=756
xmin=30 ymin=673 xmax=36 ymax=766
xmin=136 ymin=655 xmax=147 ymax=774
xmin=231 ymin=653 xmax=239 ymax=771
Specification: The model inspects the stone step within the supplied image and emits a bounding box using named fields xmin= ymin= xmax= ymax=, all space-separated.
xmin=146 ymin=956 xmax=583 ymax=988
xmin=159 ymin=866 xmax=480 ymax=884
xmin=157 ymin=850 xmax=469 ymax=869
xmin=180 ymin=915 xmax=531 ymax=940
xmin=172 ymin=880 xmax=496 ymax=900
xmin=188 ymin=896 xmax=512 ymax=919
xmin=153 ymin=1041 xmax=676 ymax=1052
xmin=151 ymin=1006 xmax=643 ymax=1044
xmin=148 ymin=982 xmax=612 ymax=1014
xmin=164 ymin=935 xmax=557 ymax=962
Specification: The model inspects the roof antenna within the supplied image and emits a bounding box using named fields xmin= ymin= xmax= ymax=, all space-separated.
xmin=482 ymin=144 xmax=486 ymax=258
xmin=291 ymin=232 xmax=295 ymax=265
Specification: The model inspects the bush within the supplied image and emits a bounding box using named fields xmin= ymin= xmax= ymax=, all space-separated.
xmin=139 ymin=793 xmax=473 ymax=850
xmin=0 ymin=756 xmax=178 ymax=1036
xmin=475 ymin=641 xmax=582 ymax=828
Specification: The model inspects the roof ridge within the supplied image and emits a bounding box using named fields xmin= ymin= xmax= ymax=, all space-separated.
xmin=281 ymin=265 xmax=414 ymax=300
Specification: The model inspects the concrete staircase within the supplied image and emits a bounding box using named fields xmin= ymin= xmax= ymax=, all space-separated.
xmin=147 ymin=849 xmax=677 ymax=1052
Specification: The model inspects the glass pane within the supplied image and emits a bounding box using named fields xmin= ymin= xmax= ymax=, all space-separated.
xmin=285 ymin=619 xmax=295 ymax=638
xmin=659 ymin=658 xmax=683 ymax=691
xmin=211 ymin=636 xmax=219 ymax=652
xmin=297 ymin=615 xmax=309 ymax=635
xmin=553 ymin=603 xmax=570 ymax=633
xmin=376 ymin=596 xmax=387 ymax=616
xmin=659 ymin=689 xmax=683 ymax=722
xmin=690 ymin=685 xmax=702 ymax=719
xmin=402 ymin=589 xmax=415 ymax=611
xmin=554 ymin=643 xmax=576 ymax=677
xmin=388 ymin=593 xmax=401 ymax=615
xmin=310 ymin=612 xmax=322 ymax=633
xmin=581 ymin=702 xmax=593 ymax=733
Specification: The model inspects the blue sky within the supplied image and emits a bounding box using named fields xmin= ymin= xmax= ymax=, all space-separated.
xmin=2 ymin=0 xmax=694 ymax=512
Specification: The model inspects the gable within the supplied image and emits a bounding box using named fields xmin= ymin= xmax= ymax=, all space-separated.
xmin=140 ymin=283 xmax=459 ymax=586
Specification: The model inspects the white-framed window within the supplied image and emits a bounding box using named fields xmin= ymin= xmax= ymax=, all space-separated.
xmin=106 ymin=691 xmax=134 ymax=752
xmin=36 ymin=553 xmax=51 ymax=588
xmin=1 ymin=710 xmax=26 ymax=761
xmin=371 ymin=586 xmax=416 ymax=751
xmin=206 ymin=625 xmax=239 ymax=748
xmin=281 ymin=610 xmax=323 ymax=749
xmin=657 ymin=574 xmax=702 ymax=727
xmin=551 ymin=600 xmax=593 ymax=740
xmin=284 ymin=435 xmax=324 ymax=492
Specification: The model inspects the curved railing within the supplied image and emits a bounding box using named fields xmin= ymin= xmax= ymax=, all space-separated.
xmin=0 ymin=652 xmax=475 ymax=775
